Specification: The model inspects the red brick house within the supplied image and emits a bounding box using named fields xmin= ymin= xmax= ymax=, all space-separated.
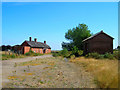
xmin=82 ymin=31 xmax=114 ymax=55
xmin=18 ymin=37 xmax=51 ymax=54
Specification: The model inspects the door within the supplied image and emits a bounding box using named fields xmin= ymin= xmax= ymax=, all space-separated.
xmin=43 ymin=49 xmax=46 ymax=53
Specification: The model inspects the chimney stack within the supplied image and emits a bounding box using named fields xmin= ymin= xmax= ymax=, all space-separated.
xmin=34 ymin=38 xmax=37 ymax=42
xmin=29 ymin=37 xmax=32 ymax=41
xmin=44 ymin=41 xmax=46 ymax=44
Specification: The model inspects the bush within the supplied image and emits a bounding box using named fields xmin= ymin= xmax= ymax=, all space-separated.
xmin=25 ymin=52 xmax=31 ymax=56
xmin=61 ymin=48 xmax=68 ymax=55
xmin=25 ymin=50 xmax=42 ymax=56
xmin=52 ymin=49 xmax=72 ymax=58
xmin=98 ymin=55 xmax=104 ymax=59
xmin=33 ymin=53 xmax=43 ymax=56
xmin=52 ymin=53 xmax=59 ymax=57
xmin=11 ymin=55 xmax=16 ymax=58
xmin=113 ymin=51 xmax=120 ymax=60
xmin=104 ymin=53 xmax=114 ymax=60
xmin=86 ymin=52 xmax=100 ymax=59
xmin=71 ymin=46 xmax=83 ymax=57
xmin=60 ymin=48 xmax=71 ymax=57
xmin=70 ymin=55 xmax=75 ymax=59
xmin=78 ymin=50 xmax=83 ymax=56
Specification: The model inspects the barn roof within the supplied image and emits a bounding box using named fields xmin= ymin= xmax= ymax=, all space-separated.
xmin=22 ymin=41 xmax=51 ymax=49
xmin=82 ymin=30 xmax=114 ymax=42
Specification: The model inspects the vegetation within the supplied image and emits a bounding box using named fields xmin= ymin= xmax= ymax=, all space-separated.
xmin=52 ymin=48 xmax=119 ymax=60
xmin=52 ymin=47 xmax=83 ymax=58
xmin=85 ymin=51 xmax=119 ymax=60
xmin=70 ymin=57 xmax=118 ymax=88
xmin=1 ymin=50 xmax=44 ymax=60
xmin=25 ymin=50 xmax=43 ymax=56
xmin=1 ymin=51 xmax=25 ymax=60
xmin=62 ymin=24 xmax=92 ymax=50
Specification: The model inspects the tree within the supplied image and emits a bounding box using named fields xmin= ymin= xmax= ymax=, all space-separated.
xmin=62 ymin=24 xmax=92 ymax=50
xmin=117 ymin=46 xmax=120 ymax=50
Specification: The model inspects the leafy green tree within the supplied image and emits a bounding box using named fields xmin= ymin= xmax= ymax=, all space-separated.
xmin=62 ymin=24 xmax=92 ymax=50
xmin=117 ymin=46 xmax=120 ymax=50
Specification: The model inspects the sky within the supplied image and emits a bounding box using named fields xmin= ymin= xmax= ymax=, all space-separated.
xmin=2 ymin=2 xmax=118 ymax=50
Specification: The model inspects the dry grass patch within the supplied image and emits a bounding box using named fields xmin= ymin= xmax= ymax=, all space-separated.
xmin=25 ymin=73 xmax=34 ymax=75
xmin=8 ymin=76 xmax=17 ymax=80
xmin=70 ymin=57 xmax=118 ymax=88
xmin=18 ymin=57 xmax=57 ymax=66
xmin=1 ymin=51 xmax=26 ymax=60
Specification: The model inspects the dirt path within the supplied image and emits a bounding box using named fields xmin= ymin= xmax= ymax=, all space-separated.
xmin=2 ymin=56 xmax=97 ymax=88
xmin=2 ymin=55 xmax=52 ymax=87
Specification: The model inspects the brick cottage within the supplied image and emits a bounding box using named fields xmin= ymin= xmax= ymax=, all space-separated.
xmin=14 ymin=37 xmax=51 ymax=54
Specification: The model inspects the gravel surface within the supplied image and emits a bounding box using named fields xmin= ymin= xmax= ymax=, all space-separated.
xmin=2 ymin=56 xmax=97 ymax=88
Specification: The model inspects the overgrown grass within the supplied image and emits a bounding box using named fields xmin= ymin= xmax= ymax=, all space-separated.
xmin=70 ymin=57 xmax=118 ymax=88
xmin=18 ymin=57 xmax=56 ymax=66
xmin=25 ymin=50 xmax=43 ymax=56
xmin=2 ymin=54 xmax=25 ymax=60
xmin=52 ymin=48 xmax=83 ymax=58
xmin=0 ymin=51 xmax=25 ymax=60
xmin=85 ymin=51 xmax=119 ymax=60
xmin=1 ymin=50 xmax=44 ymax=60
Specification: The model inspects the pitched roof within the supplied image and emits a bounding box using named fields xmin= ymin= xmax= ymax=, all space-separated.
xmin=82 ymin=31 xmax=114 ymax=42
xmin=22 ymin=41 xmax=51 ymax=49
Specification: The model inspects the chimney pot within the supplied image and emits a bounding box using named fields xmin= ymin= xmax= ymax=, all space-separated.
xmin=44 ymin=41 xmax=46 ymax=44
xmin=34 ymin=38 xmax=37 ymax=42
xmin=29 ymin=37 xmax=32 ymax=41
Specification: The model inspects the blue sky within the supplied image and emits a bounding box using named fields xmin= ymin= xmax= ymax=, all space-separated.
xmin=2 ymin=2 xmax=118 ymax=50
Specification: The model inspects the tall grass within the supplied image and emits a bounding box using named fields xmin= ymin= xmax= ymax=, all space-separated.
xmin=0 ymin=51 xmax=25 ymax=60
xmin=70 ymin=57 xmax=118 ymax=88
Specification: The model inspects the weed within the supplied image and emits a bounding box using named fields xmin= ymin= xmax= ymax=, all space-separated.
xmin=14 ymin=63 xmax=17 ymax=67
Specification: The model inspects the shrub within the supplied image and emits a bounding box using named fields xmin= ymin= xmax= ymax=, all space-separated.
xmin=113 ymin=51 xmax=120 ymax=60
xmin=33 ymin=53 xmax=43 ymax=56
xmin=11 ymin=55 xmax=16 ymax=58
xmin=98 ymin=55 xmax=104 ymax=59
xmin=52 ymin=53 xmax=59 ymax=57
xmin=25 ymin=52 xmax=31 ymax=56
xmin=78 ymin=50 xmax=83 ymax=56
xmin=71 ymin=46 xmax=83 ymax=57
xmin=86 ymin=52 xmax=100 ymax=59
xmin=60 ymin=48 xmax=71 ymax=57
xmin=61 ymin=48 xmax=68 ymax=55
xmin=71 ymin=46 xmax=79 ymax=56
xmin=104 ymin=53 xmax=114 ymax=60
xmin=25 ymin=50 xmax=42 ymax=56
xmin=70 ymin=55 xmax=75 ymax=59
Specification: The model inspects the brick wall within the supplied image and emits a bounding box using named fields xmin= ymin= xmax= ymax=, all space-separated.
xmin=31 ymin=48 xmax=43 ymax=54
xmin=24 ymin=46 xmax=30 ymax=54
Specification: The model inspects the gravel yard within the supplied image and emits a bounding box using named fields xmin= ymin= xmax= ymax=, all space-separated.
xmin=2 ymin=55 xmax=97 ymax=88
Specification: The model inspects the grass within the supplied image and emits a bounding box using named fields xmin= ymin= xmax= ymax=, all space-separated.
xmin=18 ymin=57 xmax=56 ymax=66
xmin=1 ymin=51 xmax=26 ymax=60
xmin=1 ymin=51 xmax=50 ymax=60
xmin=70 ymin=57 xmax=118 ymax=88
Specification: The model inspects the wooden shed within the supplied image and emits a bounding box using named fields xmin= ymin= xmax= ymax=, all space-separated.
xmin=82 ymin=31 xmax=114 ymax=55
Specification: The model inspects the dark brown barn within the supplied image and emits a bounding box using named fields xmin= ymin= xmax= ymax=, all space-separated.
xmin=82 ymin=31 xmax=114 ymax=55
